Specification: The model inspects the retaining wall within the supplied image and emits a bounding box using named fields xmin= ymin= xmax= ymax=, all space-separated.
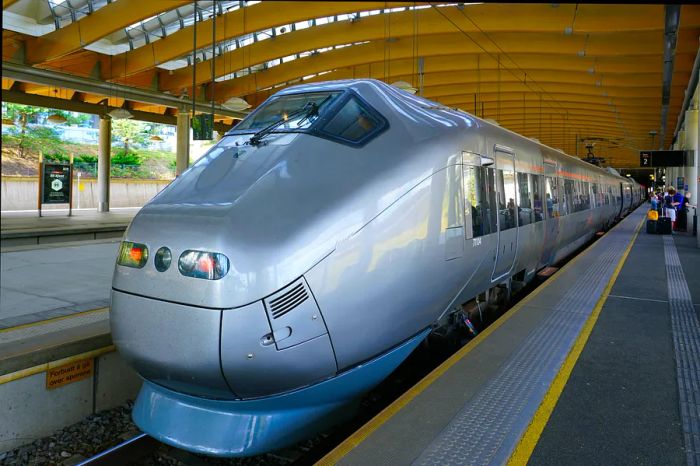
xmin=1 ymin=177 xmax=172 ymax=211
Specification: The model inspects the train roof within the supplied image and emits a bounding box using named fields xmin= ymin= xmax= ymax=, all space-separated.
xmin=256 ymin=79 xmax=640 ymax=185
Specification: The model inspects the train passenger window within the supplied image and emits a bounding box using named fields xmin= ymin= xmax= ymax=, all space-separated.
xmin=496 ymin=169 xmax=517 ymax=230
xmin=320 ymin=96 xmax=385 ymax=144
xmin=545 ymin=176 xmax=559 ymax=217
xmin=581 ymin=182 xmax=591 ymax=210
xmin=571 ymin=180 xmax=581 ymax=213
xmin=531 ymin=174 xmax=544 ymax=222
xmin=591 ymin=183 xmax=599 ymax=208
xmin=563 ymin=179 xmax=575 ymax=215
xmin=516 ymin=172 xmax=533 ymax=226
xmin=463 ymin=165 xmax=497 ymax=238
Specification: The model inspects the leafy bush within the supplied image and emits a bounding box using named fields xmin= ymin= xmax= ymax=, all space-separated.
xmin=28 ymin=125 xmax=61 ymax=141
xmin=111 ymin=149 xmax=142 ymax=166
xmin=77 ymin=154 xmax=98 ymax=163
xmin=44 ymin=152 xmax=69 ymax=162
xmin=111 ymin=165 xmax=142 ymax=178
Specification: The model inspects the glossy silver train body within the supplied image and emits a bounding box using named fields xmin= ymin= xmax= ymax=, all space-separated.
xmin=110 ymin=79 xmax=643 ymax=456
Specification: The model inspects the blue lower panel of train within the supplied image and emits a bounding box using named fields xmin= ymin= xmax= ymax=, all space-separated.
xmin=132 ymin=328 xmax=431 ymax=457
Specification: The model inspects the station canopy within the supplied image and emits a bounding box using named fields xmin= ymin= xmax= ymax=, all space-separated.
xmin=2 ymin=1 xmax=699 ymax=167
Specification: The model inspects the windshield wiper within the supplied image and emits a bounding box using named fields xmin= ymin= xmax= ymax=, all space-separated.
xmin=248 ymin=101 xmax=318 ymax=146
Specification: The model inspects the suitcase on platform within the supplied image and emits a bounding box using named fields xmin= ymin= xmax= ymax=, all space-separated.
xmin=657 ymin=217 xmax=672 ymax=235
xmin=646 ymin=219 xmax=657 ymax=234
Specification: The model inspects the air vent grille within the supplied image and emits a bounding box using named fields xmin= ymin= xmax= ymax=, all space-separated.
xmin=268 ymin=282 xmax=308 ymax=319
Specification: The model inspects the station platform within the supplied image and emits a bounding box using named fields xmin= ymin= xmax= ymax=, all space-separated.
xmin=320 ymin=206 xmax=700 ymax=465
xmin=0 ymin=225 xmax=140 ymax=451
xmin=0 ymin=207 xmax=137 ymax=247
xmin=0 ymin=239 xmax=119 ymax=329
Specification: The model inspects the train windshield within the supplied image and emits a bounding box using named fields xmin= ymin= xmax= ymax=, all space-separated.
xmin=234 ymin=91 xmax=341 ymax=132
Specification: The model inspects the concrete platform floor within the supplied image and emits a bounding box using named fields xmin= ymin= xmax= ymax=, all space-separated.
xmin=0 ymin=239 xmax=120 ymax=328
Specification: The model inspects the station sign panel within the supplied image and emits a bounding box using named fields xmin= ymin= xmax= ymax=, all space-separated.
xmin=639 ymin=150 xmax=687 ymax=167
xmin=42 ymin=163 xmax=72 ymax=204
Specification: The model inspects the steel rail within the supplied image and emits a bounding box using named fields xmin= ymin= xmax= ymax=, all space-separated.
xmin=76 ymin=433 xmax=161 ymax=466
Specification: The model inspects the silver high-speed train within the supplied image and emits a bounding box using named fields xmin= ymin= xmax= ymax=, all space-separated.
xmin=110 ymin=79 xmax=643 ymax=456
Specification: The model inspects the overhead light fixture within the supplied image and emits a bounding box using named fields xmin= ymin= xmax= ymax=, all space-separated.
xmin=391 ymin=81 xmax=417 ymax=94
xmin=149 ymin=135 xmax=164 ymax=141
xmin=221 ymin=97 xmax=252 ymax=111
xmin=108 ymin=108 xmax=133 ymax=120
xmin=47 ymin=113 xmax=68 ymax=124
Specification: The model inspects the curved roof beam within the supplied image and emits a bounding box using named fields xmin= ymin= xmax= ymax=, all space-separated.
xmin=26 ymin=0 xmax=191 ymax=65
xmin=160 ymin=15 xmax=673 ymax=92
xmin=207 ymin=31 xmax=687 ymax=99
xmin=105 ymin=1 xmax=417 ymax=78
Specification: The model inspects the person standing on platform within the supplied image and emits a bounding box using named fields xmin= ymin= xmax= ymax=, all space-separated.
xmin=650 ymin=193 xmax=659 ymax=212
xmin=677 ymin=192 xmax=690 ymax=232
xmin=664 ymin=187 xmax=679 ymax=230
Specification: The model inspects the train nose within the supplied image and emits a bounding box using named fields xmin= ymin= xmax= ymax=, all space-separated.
xmin=111 ymin=276 xmax=338 ymax=399
xmin=110 ymin=289 xmax=234 ymax=398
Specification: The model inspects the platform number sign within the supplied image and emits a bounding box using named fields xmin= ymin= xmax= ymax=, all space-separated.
xmin=639 ymin=150 xmax=687 ymax=167
xmin=42 ymin=163 xmax=72 ymax=204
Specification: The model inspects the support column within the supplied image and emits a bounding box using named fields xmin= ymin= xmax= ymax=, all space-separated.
xmin=97 ymin=115 xmax=111 ymax=212
xmin=687 ymin=107 xmax=699 ymax=247
xmin=176 ymin=111 xmax=191 ymax=176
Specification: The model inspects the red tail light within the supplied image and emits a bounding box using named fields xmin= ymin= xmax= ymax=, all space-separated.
xmin=117 ymin=241 xmax=149 ymax=268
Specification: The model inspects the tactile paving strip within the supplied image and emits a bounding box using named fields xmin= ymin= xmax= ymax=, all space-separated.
xmin=664 ymin=236 xmax=700 ymax=466
xmin=413 ymin=221 xmax=637 ymax=466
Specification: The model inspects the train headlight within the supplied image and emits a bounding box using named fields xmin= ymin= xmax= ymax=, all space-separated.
xmin=178 ymin=250 xmax=230 ymax=280
xmin=154 ymin=247 xmax=172 ymax=272
xmin=117 ymin=241 xmax=149 ymax=268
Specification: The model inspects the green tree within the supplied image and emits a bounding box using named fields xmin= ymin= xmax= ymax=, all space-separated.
xmin=3 ymin=103 xmax=91 ymax=126
xmin=111 ymin=119 xmax=148 ymax=154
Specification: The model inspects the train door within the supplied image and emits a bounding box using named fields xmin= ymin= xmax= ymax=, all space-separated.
xmin=618 ymin=182 xmax=625 ymax=217
xmin=540 ymin=162 xmax=560 ymax=265
xmin=492 ymin=145 xmax=518 ymax=281
xmin=462 ymin=152 xmax=496 ymax=242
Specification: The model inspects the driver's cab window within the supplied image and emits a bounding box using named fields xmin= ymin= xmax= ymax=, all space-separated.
xmin=234 ymin=91 xmax=340 ymax=131
xmin=320 ymin=96 xmax=384 ymax=144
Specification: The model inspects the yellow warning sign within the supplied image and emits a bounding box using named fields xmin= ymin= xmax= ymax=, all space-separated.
xmin=46 ymin=359 xmax=93 ymax=390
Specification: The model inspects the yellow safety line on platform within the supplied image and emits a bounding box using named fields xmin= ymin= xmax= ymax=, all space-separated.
xmin=0 ymin=307 xmax=108 ymax=333
xmin=507 ymin=216 xmax=644 ymax=466
xmin=0 ymin=345 xmax=115 ymax=385
xmin=316 ymin=211 xmax=643 ymax=465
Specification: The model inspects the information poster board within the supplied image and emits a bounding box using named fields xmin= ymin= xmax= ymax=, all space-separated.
xmin=38 ymin=159 xmax=73 ymax=216
xmin=42 ymin=163 xmax=72 ymax=204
